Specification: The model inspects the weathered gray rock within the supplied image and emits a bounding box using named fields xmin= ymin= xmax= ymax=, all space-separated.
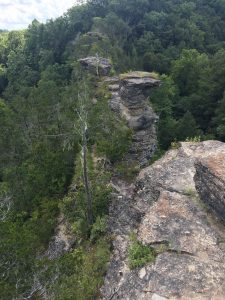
xmin=106 ymin=76 xmax=121 ymax=114
xmin=119 ymin=72 xmax=160 ymax=110
xmin=106 ymin=72 xmax=160 ymax=166
xmin=43 ymin=214 xmax=75 ymax=260
xmin=79 ymin=56 xmax=112 ymax=76
xmin=101 ymin=141 xmax=225 ymax=300
xmin=195 ymin=153 xmax=225 ymax=222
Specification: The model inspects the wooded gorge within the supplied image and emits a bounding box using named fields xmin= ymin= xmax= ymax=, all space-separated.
xmin=1 ymin=0 xmax=225 ymax=299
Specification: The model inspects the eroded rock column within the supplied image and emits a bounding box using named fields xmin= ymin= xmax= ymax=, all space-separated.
xmin=109 ymin=72 xmax=160 ymax=167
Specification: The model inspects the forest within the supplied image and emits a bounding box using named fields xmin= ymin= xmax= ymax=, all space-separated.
xmin=1 ymin=0 xmax=225 ymax=299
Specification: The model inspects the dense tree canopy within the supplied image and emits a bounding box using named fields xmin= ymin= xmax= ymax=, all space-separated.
xmin=1 ymin=0 xmax=225 ymax=298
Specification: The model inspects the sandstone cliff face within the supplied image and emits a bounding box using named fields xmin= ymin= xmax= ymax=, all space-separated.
xmin=107 ymin=71 xmax=160 ymax=166
xmin=101 ymin=141 xmax=225 ymax=300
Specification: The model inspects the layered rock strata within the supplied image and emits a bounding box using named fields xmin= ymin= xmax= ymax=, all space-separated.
xmin=79 ymin=56 xmax=112 ymax=76
xmin=101 ymin=141 xmax=225 ymax=300
xmin=195 ymin=153 xmax=225 ymax=222
xmin=107 ymin=72 xmax=160 ymax=166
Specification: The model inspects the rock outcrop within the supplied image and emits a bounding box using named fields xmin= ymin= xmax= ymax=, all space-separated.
xmin=77 ymin=57 xmax=225 ymax=299
xmin=195 ymin=152 xmax=225 ymax=222
xmin=107 ymin=71 xmax=160 ymax=166
xmin=79 ymin=56 xmax=112 ymax=76
xmin=43 ymin=214 xmax=75 ymax=260
xmin=101 ymin=141 xmax=225 ymax=300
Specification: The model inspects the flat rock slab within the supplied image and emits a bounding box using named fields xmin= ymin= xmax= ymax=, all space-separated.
xmin=142 ymin=253 xmax=225 ymax=300
xmin=139 ymin=190 xmax=223 ymax=261
xmin=101 ymin=141 xmax=225 ymax=300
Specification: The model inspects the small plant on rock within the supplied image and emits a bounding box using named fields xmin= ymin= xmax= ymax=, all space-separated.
xmin=185 ymin=136 xmax=201 ymax=142
xmin=128 ymin=234 xmax=157 ymax=269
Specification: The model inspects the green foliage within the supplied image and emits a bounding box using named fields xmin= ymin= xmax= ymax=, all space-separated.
xmin=27 ymin=199 xmax=59 ymax=247
xmin=115 ymin=161 xmax=140 ymax=182
xmin=54 ymin=238 xmax=110 ymax=300
xmin=128 ymin=234 xmax=157 ymax=269
xmin=90 ymin=216 xmax=107 ymax=242
xmin=170 ymin=141 xmax=181 ymax=150
xmin=1 ymin=0 xmax=225 ymax=297
xmin=120 ymin=71 xmax=159 ymax=80
xmin=0 ymin=221 xmax=39 ymax=298
xmin=90 ymin=83 xmax=132 ymax=163
xmin=150 ymin=75 xmax=178 ymax=149
xmin=176 ymin=111 xmax=202 ymax=141
xmin=184 ymin=188 xmax=196 ymax=198
xmin=150 ymin=148 xmax=166 ymax=164
xmin=61 ymin=150 xmax=112 ymax=239
xmin=185 ymin=136 xmax=201 ymax=143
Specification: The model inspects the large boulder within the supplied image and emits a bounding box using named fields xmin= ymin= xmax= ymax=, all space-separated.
xmin=101 ymin=141 xmax=225 ymax=300
xmin=79 ymin=56 xmax=112 ymax=76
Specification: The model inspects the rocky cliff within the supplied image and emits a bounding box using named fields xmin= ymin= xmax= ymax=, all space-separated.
xmin=107 ymin=71 xmax=160 ymax=166
xmin=44 ymin=61 xmax=160 ymax=264
xmin=79 ymin=57 xmax=225 ymax=299
xmin=101 ymin=141 xmax=225 ymax=300
xmin=195 ymin=153 xmax=225 ymax=222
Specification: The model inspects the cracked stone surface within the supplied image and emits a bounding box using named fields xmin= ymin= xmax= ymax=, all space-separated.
xmin=101 ymin=141 xmax=225 ymax=300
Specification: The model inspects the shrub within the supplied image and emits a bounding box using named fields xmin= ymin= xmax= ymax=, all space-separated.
xmin=170 ymin=140 xmax=181 ymax=149
xmin=128 ymin=234 xmax=156 ymax=269
xmin=150 ymin=148 xmax=166 ymax=164
xmin=90 ymin=216 xmax=107 ymax=242
xmin=54 ymin=238 xmax=110 ymax=300
xmin=185 ymin=136 xmax=201 ymax=142
xmin=115 ymin=161 xmax=140 ymax=182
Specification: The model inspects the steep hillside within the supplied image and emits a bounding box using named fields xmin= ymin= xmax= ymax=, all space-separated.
xmin=1 ymin=0 xmax=225 ymax=299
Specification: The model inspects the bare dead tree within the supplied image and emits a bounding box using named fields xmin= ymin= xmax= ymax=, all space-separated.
xmin=20 ymin=264 xmax=60 ymax=300
xmin=95 ymin=52 xmax=100 ymax=77
xmin=0 ymin=193 xmax=12 ymax=221
xmin=76 ymin=85 xmax=94 ymax=226
xmin=38 ymin=78 xmax=94 ymax=226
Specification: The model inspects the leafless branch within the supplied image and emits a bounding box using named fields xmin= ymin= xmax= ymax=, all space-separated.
xmin=0 ymin=194 xmax=12 ymax=221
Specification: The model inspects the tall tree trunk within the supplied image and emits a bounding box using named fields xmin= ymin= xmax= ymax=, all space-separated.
xmin=82 ymin=126 xmax=93 ymax=226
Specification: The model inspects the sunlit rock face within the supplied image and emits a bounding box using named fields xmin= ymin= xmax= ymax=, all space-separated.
xmin=107 ymin=71 xmax=160 ymax=167
xmin=101 ymin=141 xmax=225 ymax=300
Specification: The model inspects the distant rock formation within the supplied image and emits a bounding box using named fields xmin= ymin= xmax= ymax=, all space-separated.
xmin=79 ymin=56 xmax=112 ymax=76
xmin=107 ymin=71 xmax=160 ymax=166
xmin=101 ymin=141 xmax=225 ymax=300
